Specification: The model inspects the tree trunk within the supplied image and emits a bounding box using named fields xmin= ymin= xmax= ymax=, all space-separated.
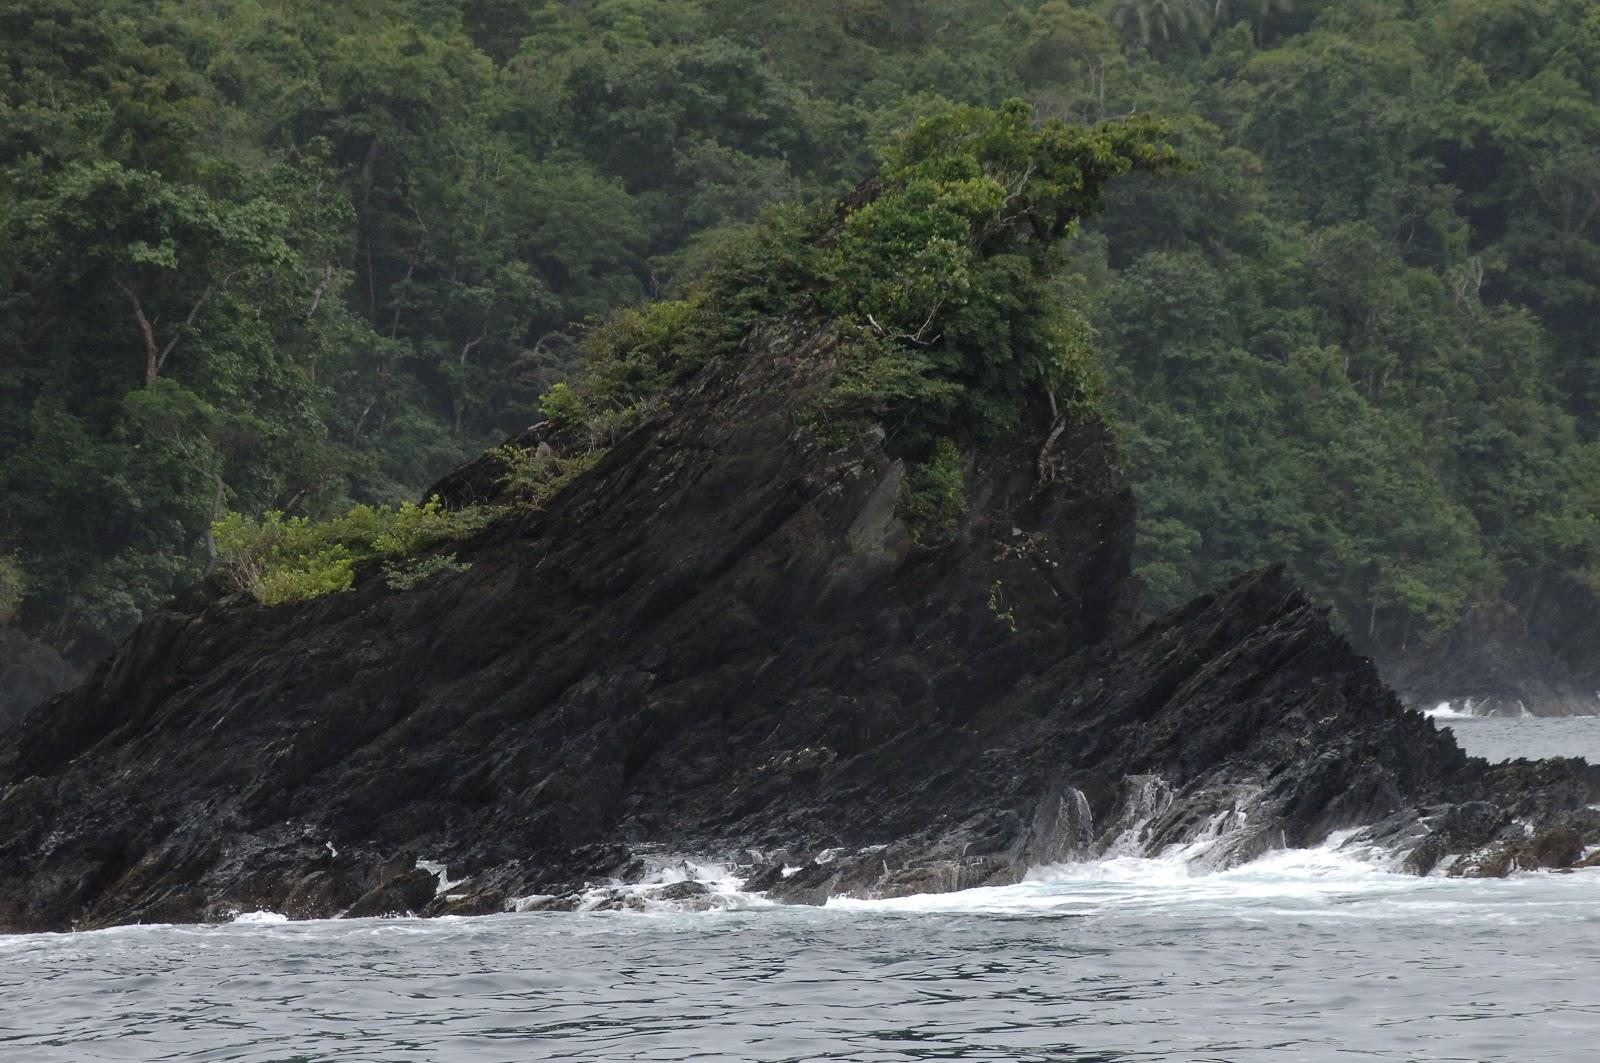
xmin=120 ymin=277 xmax=222 ymax=385
xmin=120 ymin=281 xmax=162 ymax=385
xmin=203 ymin=472 xmax=226 ymax=566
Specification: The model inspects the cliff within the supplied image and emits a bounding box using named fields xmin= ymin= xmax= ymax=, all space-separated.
xmin=0 ymin=318 xmax=1594 ymax=932
xmin=1379 ymin=570 xmax=1600 ymax=717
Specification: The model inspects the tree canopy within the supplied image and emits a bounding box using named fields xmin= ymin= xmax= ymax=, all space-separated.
xmin=2 ymin=0 xmax=1598 ymax=660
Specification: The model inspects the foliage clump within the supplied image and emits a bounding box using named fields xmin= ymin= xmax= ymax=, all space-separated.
xmin=809 ymin=102 xmax=1168 ymax=444
xmin=212 ymin=437 xmax=602 ymax=606
xmin=898 ymin=439 xmax=967 ymax=544
xmin=987 ymin=579 xmax=1020 ymax=634
xmin=493 ymin=444 xmax=604 ymax=508
xmin=213 ymin=499 xmax=496 ymax=605
xmin=543 ymin=100 xmax=1175 ymax=464
xmin=384 ymin=552 xmax=472 ymax=592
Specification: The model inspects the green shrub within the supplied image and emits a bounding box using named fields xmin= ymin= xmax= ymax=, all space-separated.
xmin=214 ymin=498 xmax=499 ymax=604
xmin=258 ymin=549 xmax=356 ymax=605
xmin=383 ymin=552 xmax=472 ymax=591
xmin=536 ymin=102 xmax=1174 ymax=459
xmin=538 ymin=382 xmax=590 ymax=435
xmin=899 ymin=438 xmax=966 ymax=544
xmin=806 ymin=101 xmax=1162 ymax=448
xmin=370 ymin=499 xmax=478 ymax=556
xmin=494 ymin=445 xmax=603 ymax=508
xmin=537 ymin=299 xmax=705 ymax=450
xmin=988 ymin=579 xmax=1020 ymax=634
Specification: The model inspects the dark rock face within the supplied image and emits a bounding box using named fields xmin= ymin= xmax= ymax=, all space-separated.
xmin=0 ymin=628 xmax=78 ymax=732
xmin=1379 ymin=571 xmax=1600 ymax=717
xmin=343 ymin=868 xmax=440 ymax=919
xmin=0 ymin=323 xmax=1593 ymax=933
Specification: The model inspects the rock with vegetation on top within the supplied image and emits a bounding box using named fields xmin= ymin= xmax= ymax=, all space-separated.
xmin=0 ymin=105 xmax=1593 ymax=934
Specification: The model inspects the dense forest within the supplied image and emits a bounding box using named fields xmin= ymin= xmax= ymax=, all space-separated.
xmin=2 ymin=0 xmax=1597 ymax=663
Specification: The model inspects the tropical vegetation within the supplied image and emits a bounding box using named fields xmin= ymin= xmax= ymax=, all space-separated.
xmin=2 ymin=0 xmax=1597 ymax=659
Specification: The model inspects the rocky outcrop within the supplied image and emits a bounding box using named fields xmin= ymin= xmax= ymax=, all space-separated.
xmin=1379 ymin=570 xmax=1600 ymax=717
xmin=0 ymin=321 xmax=1593 ymax=933
xmin=0 ymin=628 xmax=78 ymax=733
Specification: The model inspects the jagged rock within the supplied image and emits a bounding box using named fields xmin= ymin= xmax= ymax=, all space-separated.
xmin=0 ymin=628 xmax=78 ymax=731
xmin=344 ymin=868 xmax=439 ymax=919
xmin=574 ymin=890 xmax=646 ymax=912
xmin=518 ymin=894 xmax=581 ymax=913
xmin=1453 ymin=826 xmax=1584 ymax=878
xmin=0 ymin=321 xmax=1591 ymax=933
xmin=1530 ymin=827 xmax=1584 ymax=869
xmin=425 ymin=888 xmax=507 ymax=917
xmin=653 ymin=880 xmax=712 ymax=902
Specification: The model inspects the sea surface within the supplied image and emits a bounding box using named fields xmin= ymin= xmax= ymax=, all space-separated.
xmin=1429 ymin=706 xmax=1600 ymax=763
xmin=2 ymin=714 xmax=1596 ymax=1063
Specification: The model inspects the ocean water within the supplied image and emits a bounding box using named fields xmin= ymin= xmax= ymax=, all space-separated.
xmin=1430 ymin=708 xmax=1600 ymax=764
xmin=2 ymin=716 xmax=1596 ymax=1063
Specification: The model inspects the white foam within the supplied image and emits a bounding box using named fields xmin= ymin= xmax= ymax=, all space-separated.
xmin=1098 ymin=774 xmax=1172 ymax=857
xmin=509 ymin=893 xmax=555 ymax=912
xmin=514 ymin=858 xmax=774 ymax=914
xmin=416 ymin=860 xmax=467 ymax=896
xmin=826 ymin=829 xmax=1447 ymax=917
xmin=231 ymin=910 xmax=290 ymax=925
xmin=1422 ymin=698 xmax=1543 ymax=720
xmin=1424 ymin=700 xmax=1478 ymax=720
xmin=604 ymin=859 xmax=772 ymax=913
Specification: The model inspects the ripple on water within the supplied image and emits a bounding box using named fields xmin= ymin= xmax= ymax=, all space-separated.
xmin=2 ymin=867 xmax=1598 ymax=1062
xmin=3 ymin=718 xmax=1599 ymax=1062
xmin=1437 ymin=712 xmax=1600 ymax=763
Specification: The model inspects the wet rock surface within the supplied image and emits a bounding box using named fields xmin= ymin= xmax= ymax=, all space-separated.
xmin=344 ymin=868 xmax=439 ymax=919
xmin=0 ymin=322 xmax=1593 ymax=933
